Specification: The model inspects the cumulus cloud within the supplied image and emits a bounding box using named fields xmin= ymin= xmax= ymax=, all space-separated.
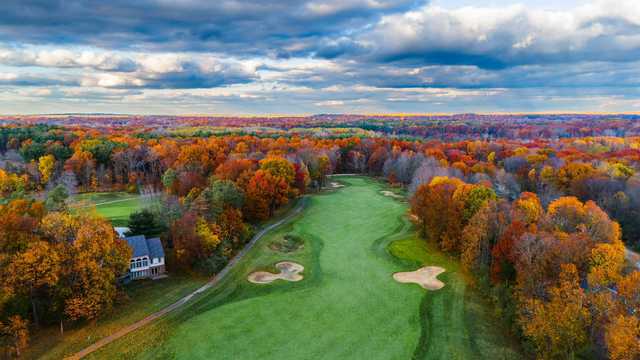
xmin=0 ymin=47 xmax=136 ymax=71
xmin=0 ymin=0 xmax=413 ymax=54
xmin=0 ymin=47 xmax=257 ymax=89
xmin=1 ymin=0 xmax=640 ymax=113
xmin=351 ymin=0 xmax=640 ymax=68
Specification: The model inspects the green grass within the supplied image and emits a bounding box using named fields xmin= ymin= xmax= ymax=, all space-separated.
xmin=388 ymin=239 xmax=521 ymax=359
xmin=70 ymin=192 xmax=143 ymax=226
xmin=88 ymin=177 xmax=521 ymax=359
xmin=25 ymin=275 xmax=206 ymax=360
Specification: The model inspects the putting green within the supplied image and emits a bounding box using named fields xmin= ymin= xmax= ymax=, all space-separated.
xmin=89 ymin=177 xmax=520 ymax=359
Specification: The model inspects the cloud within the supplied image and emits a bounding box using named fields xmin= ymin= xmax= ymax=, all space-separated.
xmin=0 ymin=47 xmax=258 ymax=89
xmin=0 ymin=47 xmax=136 ymax=71
xmin=0 ymin=71 xmax=79 ymax=87
xmin=1 ymin=0 xmax=640 ymax=114
xmin=0 ymin=0 xmax=414 ymax=55
xmin=347 ymin=0 xmax=640 ymax=68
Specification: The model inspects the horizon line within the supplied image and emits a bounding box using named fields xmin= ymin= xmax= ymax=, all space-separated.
xmin=2 ymin=111 xmax=640 ymax=118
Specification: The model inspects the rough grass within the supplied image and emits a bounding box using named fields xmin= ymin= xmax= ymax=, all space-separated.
xmin=70 ymin=192 xmax=142 ymax=226
xmin=87 ymin=177 xmax=521 ymax=360
xmin=269 ymin=233 xmax=304 ymax=253
xmin=388 ymin=239 xmax=521 ymax=359
xmin=24 ymin=275 xmax=206 ymax=360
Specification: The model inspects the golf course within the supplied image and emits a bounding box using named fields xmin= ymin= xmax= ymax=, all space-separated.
xmin=88 ymin=176 xmax=520 ymax=359
xmin=70 ymin=192 xmax=143 ymax=226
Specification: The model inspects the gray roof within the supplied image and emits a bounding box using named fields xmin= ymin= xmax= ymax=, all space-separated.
xmin=147 ymin=237 xmax=165 ymax=259
xmin=125 ymin=235 xmax=164 ymax=259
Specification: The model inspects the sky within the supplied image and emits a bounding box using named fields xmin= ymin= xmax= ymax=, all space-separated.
xmin=1 ymin=0 xmax=640 ymax=115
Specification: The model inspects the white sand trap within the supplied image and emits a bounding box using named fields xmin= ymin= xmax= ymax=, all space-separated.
xmin=393 ymin=266 xmax=446 ymax=290
xmin=380 ymin=190 xmax=403 ymax=199
xmin=248 ymin=261 xmax=304 ymax=284
xmin=329 ymin=181 xmax=344 ymax=188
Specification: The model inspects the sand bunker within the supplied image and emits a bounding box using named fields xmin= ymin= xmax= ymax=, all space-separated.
xmin=380 ymin=190 xmax=403 ymax=199
xmin=248 ymin=261 xmax=304 ymax=284
xmin=393 ymin=266 xmax=446 ymax=290
xmin=329 ymin=181 xmax=344 ymax=188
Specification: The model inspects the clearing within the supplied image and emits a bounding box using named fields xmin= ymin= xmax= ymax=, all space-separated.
xmin=69 ymin=192 xmax=143 ymax=226
xmin=87 ymin=177 xmax=520 ymax=359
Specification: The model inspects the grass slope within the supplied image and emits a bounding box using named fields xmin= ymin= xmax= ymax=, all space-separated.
xmin=25 ymin=276 xmax=206 ymax=360
xmin=70 ymin=192 xmax=142 ymax=226
xmin=89 ymin=177 xmax=520 ymax=359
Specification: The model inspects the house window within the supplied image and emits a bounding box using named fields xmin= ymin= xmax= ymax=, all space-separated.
xmin=142 ymin=258 xmax=148 ymax=267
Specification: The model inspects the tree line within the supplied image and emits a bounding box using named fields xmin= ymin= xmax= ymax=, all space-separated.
xmin=1 ymin=124 xmax=640 ymax=357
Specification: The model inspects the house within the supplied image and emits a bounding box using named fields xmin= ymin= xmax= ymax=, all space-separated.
xmin=124 ymin=235 xmax=166 ymax=280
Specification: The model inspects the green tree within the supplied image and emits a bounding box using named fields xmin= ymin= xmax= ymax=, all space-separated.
xmin=161 ymin=168 xmax=178 ymax=191
xmin=126 ymin=209 xmax=167 ymax=237
xmin=203 ymin=179 xmax=244 ymax=220
xmin=44 ymin=184 xmax=69 ymax=211
xmin=461 ymin=185 xmax=496 ymax=222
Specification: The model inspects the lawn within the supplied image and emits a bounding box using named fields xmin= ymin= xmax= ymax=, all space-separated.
xmin=70 ymin=192 xmax=143 ymax=226
xmin=24 ymin=275 xmax=206 ymax=360
xmin=88 ymin=177 xmax=521 ymax=359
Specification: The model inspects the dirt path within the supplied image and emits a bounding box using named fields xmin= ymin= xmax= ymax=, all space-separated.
xmin=67 ymin=198 xmax=307 ymax=360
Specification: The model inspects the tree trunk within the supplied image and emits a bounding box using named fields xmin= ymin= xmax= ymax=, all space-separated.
xmin=60 ymin=319 xmax=64 ymax=336
xmin=422 ymin=219 xmax=427 ymax=238
xmin=30 ymin=288 xmax=39 ymax=327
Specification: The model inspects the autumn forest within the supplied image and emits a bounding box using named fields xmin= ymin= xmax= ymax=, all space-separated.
xmin=1 ymin=114 xmax=640 ymax=359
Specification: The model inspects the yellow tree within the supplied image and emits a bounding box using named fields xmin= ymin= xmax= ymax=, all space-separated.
xmin=460 ymin=201 xmax=499 ymax=274
xmin=587 ymin=242 xmax=625 ymax=290
xmin=547 ymin=196 xmax=587 ymax=233
xmin=0 ymin=169 xmax=27 ymax=197
xmin=605 ymin=315 xmax=640 ymax=360
xmin=5 ymin=241 xmax=60 ymax=326
xmin=259 ymin=156 xmax=295 ymax=185
xmin=618 ymin=271 xmax=640 ymax=314
xmin=40 ymin=212 xmax=79 ymax=244
xmin=520 ymin=264 xmax=591 ymax=359
xmin=0 ymin=315 xmax=29 ymax=358
xmin=512 ymin=192 xmax=543 ymax=225
xmin=195 ymin=217 xmax=221 ymax=254
xmin=38 ymin=154 xmax=56 ymax=185
xmin=63 ymin=215 xmax=131 ymax=321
